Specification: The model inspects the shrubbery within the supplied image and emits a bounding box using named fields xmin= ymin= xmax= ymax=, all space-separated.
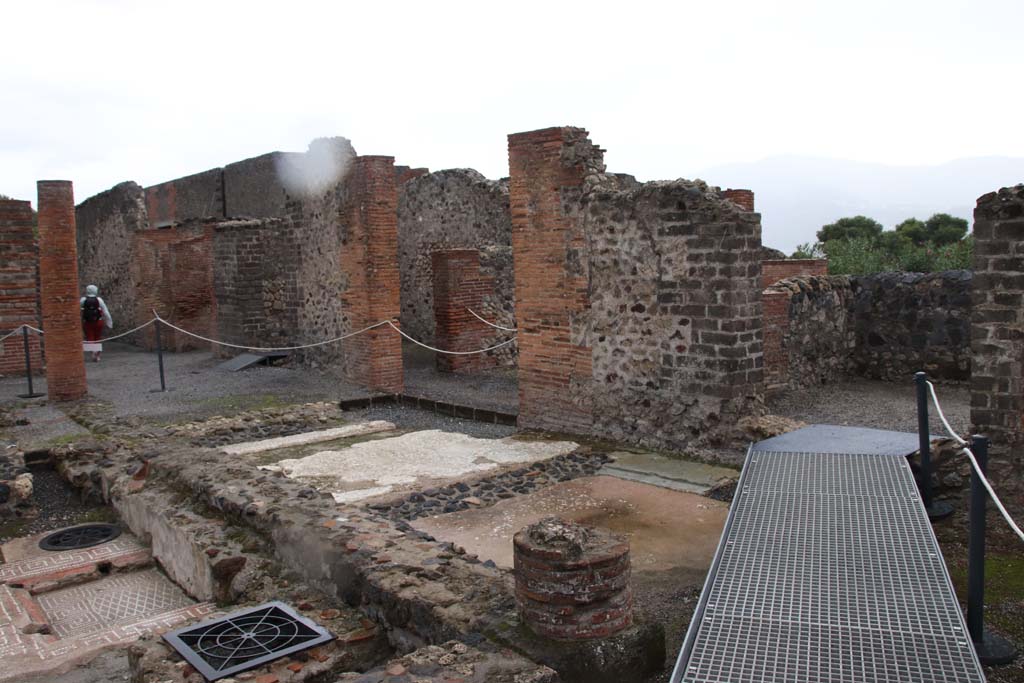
xmin=792 ymin=213 xmax=973 ymax=275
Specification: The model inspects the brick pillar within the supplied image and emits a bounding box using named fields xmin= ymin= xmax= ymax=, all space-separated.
xmin=340 ymin=156 xmax=403 ymax=393
xmin=514 ymin=517 xmax=633 ymax=640
xmin=721 ymin=188 xmax=755 ymax=212
xmin=509 ymin=127 xmax=599 ymax=432
xmin=971 ymin=186 xmax=1024 ymax=445
xmin=762 ymin=289 xmax=792 ymax=391
xmin=37 ymin=181 xmax=87 ymax=400
xmin=0 ymin=200 xmax=43 ymax=376
xmin=432 ymin=249 xmax=501 ymax=374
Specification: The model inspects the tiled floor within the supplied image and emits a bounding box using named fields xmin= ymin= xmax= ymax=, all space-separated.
xmin=39 ymin=568 xmax=196 ymax=638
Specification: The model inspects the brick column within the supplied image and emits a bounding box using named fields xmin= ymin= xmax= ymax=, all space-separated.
xmin=721 ymin=188 xmax=755 ymax=212
xmin=514 ymin=517 xmax=633 ymax=640
xmin=340 ymin=156 xmax=403 ymax=393
xmin=37 ymin=181 xmax=87 ymax=400
xmin=0 ymin=200 xmax=43 ymax=376
xmin=432 ymin=249 xmax=500 ymax=373
xmin=762 ymin=289 xmax=792 ymax=392
xmin=509 ymin=127 xmax=599 ymax=432
xmin=971 ymin=185 xmax=1024 ymax=445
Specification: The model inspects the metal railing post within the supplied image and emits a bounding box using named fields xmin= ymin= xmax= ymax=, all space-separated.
xmin=154 ymin=318 xmax=167 ymax=392
xmin=915 ymin=372 xmax=952 ymax=520
xmin=17 ymin=326 xmax=44 ymax=399
xmin=967 ymin=434 xmax=1018 ymax=665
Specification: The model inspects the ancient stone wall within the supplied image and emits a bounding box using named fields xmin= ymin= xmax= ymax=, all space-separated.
xmin=970 ymin=186 xmax=1024 ymax=460
xmin=145 ymin=168 xmax=224 ymax=228
xmin=212 ymin=218 xmax=300 ymax=356
xmin=223 ymin=152 xmax=302 ymax=219
xmin=0 ymin=200 xmax=42 ymax=376
xmin=37 ymin=181 xmax=87 ymax=400
xmin=848 ymin=271 xmax=971 ymax=381
xmin=720 ymin=188 xmax=755 ymax=212
xmin=396 ymin=169 xmax=513 ymax=344
xmin=761 ymin=258 xmax=828 ymax=289
xmin=132 ymin=222 xmax=216 ymax=352
xmin=586 ymin=180 xmax=764 ymax=448
xmin=763 ymin=276 xmax=854 ymax=392
xmin=510 ymin=126 xmax=764 ymax=447
xmin=75 ymin=181 xmax=148 ymax=330
xmin=764 ymin=270 xmax=972 ymax=391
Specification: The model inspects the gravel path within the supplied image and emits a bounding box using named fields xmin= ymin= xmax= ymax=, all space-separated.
xmin=402 ymin=345 xmax=518 ymax=413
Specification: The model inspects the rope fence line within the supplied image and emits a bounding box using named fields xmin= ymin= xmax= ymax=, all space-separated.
xmin=386 ymin=321 xmax=517 ymax=355
xmin=466 ymin=307 xmax=516 ymax=332
xmin=926 ymin=380 xmax=1024 ymax=543
xmin=0 ymin=324 xmax=44 ymax=343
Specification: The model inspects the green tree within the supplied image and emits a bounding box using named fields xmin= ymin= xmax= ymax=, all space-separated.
xmin=894 ymin=213 xmax=968 ymax=246
xmin=791 ymin=242 xmax=825 ymax=259
xmin=817 ymin=215 xmax=883 ymax=243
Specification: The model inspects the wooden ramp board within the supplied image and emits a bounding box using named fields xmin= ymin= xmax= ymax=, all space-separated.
xmin=671 ymin=447 xmax=984 ymax=683
xmin=215 ymin=352 xmax=289 ymax=372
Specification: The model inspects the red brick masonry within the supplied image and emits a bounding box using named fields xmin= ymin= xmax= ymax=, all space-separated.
xmin=514 ymin=518 xmax=633 ymax=640
xmin=37 ymin=181 xmax=87 ymax=400
xmin=761 ymin=258 xmax=828 ymax=289
xmin=0 ymin=200 xmax=42 ymax=376
xmin=432 ymin=249 xmax=501 ymax=373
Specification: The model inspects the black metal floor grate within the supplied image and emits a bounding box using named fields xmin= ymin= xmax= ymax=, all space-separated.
xmin=163 ymin=601 xmax=334 ymax=681
xmin=39 ymin=523 xmax=122 ymax=551
xmin=673 ymin=450 xmax=985 ymax=683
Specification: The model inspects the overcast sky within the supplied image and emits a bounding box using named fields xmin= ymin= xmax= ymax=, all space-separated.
xmin=3 ymin=0 xmax=1022 ymax=244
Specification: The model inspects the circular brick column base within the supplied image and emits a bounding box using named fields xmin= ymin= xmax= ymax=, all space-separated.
xmin=513 ymin=516 xmax=632 ymax=640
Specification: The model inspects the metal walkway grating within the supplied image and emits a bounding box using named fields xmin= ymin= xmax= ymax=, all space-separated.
xmin=672 ymin=450 xmax=985 ymax=683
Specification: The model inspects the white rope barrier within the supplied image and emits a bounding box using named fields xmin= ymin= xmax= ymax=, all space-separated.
xmin=0 ymin=324 xmax=44 ymax=343
xmin=466 ymin=307 xmax=516 ymax=332
xmin=926 ymin=380 xmax=1024 ymax=543
xmin=386 ymin=321 xmax=517 ymax=355
xmin=98 ymin=318 xmax=156 ymax=342
xmin=154 ymin=315 xmax=393 ymax=352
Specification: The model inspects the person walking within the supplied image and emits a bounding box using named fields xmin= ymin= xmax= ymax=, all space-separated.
xmin=80 ymin=284 xmax=113 ymax=362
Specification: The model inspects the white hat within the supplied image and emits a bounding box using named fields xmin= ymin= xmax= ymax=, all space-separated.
xmin=85 ymin=284 xmax=98 ymax=297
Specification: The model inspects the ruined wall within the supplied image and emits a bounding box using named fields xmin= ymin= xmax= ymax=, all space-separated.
xmin=145 ymin=168 xmax=224 ymax=228
xmin=763 ymin=276 xmax=854 ymax=391
xmin=212 ymin=218 xmax=299 ymax=356
xmin=761 ymin=258 xmax=828 ymax=289
xmin=510 ymin=126 xmax=764 ymax=447
xmin=133 ymin=222 xmax=216 ymax=352
xmin=586 ymin=181 xmax=764 ymax=448
xmin=0 ymin=200 xmax=42 ymax=376
xmin=971 ymin=186 xmax=1024 ymax=462
xmin=223 ymin=152 xmax=303 ymax=219
xmin=75 ymin=182 xmax=148 ymax=330
xmin=397 ymin=169 xmax=513 ymax=343
xmin=848 ymin=271 xmax=971 ymax=381
xmin=764 ymin=271 xmax=972 ymax=391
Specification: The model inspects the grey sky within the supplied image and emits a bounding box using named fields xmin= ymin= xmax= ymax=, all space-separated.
xmin=3 ymin=0 xmax=1022 ymax=249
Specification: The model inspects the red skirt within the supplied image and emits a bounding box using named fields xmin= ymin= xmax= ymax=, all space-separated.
xmin=83 ymin=320 xmax=105 ymax=342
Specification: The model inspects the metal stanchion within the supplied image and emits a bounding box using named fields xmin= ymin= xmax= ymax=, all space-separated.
xmin=16 ymin=326 xmax=44 ymax=399
xmin=967 ymin=435 xmax=1018 ymax=665
xmin=152 ymin=318 xmax=167 ymax=392
xmin=915 ymin=371 xmax=953 ymax=520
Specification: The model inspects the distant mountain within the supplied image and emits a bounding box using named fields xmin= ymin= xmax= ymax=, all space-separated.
xmin=700 ymin=156 xmax=1024 ymax=255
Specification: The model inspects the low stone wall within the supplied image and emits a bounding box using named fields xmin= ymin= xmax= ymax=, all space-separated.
xmin=764 ymin=270 xmax=972 ymax=391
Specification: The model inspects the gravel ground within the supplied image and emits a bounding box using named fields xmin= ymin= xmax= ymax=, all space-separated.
xmin=402 ymin=345 xmax=518 ymax=413
xmin=768 ymin=378 xmax=971 ymax=436
xmin=348 ymin=404 xmax=517 ymax=440
xmin=0 ymin=465 xmax=111 ymax=545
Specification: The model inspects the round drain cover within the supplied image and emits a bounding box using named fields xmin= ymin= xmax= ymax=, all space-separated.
xmin=39 ymin=523 xmax=122 ymax=551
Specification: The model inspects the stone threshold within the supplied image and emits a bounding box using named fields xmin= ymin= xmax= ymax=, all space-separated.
xmin=338 ymin=393 xmax=518 ymax=425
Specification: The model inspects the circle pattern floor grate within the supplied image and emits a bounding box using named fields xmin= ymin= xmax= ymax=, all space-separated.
xmin=39 ymin=524 xmax=122 ymax=551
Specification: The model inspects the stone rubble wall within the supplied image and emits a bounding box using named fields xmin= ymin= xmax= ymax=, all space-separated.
xmin=764 ymin=270 xmax=972 ymax=391
xmin=74 ymin=182 xmax=148 ymax=332
xmin=0 ymin=200 xmax=42 ymax=376
xmin=761 ymin=258 xmax=828 ymax=289
xmin=396 ymin=169 xmax=513 ymax=344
